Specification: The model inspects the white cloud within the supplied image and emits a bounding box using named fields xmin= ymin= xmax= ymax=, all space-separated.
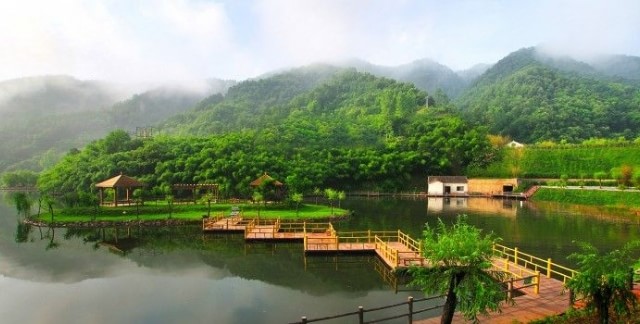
xmin=0 ymin=0 xmax=639 ymax=82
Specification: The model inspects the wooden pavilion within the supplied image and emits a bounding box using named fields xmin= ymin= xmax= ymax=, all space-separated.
xmin=95 ymin=174 xmax=144 ymax=207
xmin=250 ymin=172 xmax=284 ymax=188
xmin=250 ymin=173 xmax=284 ymax=201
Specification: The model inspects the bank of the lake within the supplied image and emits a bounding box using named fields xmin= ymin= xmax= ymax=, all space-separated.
xmin=531 ymin=187 xmax=640 ymax=214
xmin=32 ymin=202 xmax=349 ymax=225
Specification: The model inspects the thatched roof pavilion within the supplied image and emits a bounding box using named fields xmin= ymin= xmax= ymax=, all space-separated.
xmin=95 ymin=174 xmax=144 ymax=206
xmin=250 ymin=173 xmax=283 ymax=188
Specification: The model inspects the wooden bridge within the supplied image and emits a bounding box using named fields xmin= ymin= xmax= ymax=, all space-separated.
xmin=204 ymin=215 xmax=581 ymax=322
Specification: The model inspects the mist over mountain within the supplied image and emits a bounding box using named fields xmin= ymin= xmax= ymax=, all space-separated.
xmin=2 ymin=45 xmax=640 ymax=179
xmin=589 ymin=54 xmax=640 ymax=82
xmin=0 ymin=75 xmax=129 ymax=117
xmin=0 ymin=76 xmax=233 ymax=173
xmin=330 ymin=58 xmax=468 ymax=98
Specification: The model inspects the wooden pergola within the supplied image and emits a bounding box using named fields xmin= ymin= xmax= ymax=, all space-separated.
xmin=95 ymin=174 xmax=144 ymax=207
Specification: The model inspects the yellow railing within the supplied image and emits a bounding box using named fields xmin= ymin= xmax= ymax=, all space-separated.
xmin=397 ymin=230 xmax=421 ymax=253
xmin=493 ymin=243 xmax=577 ymax=284
xmin=375 ymin=235 xmax=399 ymax=267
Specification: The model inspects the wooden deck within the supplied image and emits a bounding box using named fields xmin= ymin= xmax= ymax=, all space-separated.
xmin=203 ymin=216 xmax=577 ymax=321
xmin=416 ymin=275 xmax=569 ymax=323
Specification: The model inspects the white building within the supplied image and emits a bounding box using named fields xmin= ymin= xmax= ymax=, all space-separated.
xmin=427 ymin=176 xmax=468 ymax=196
xmin=506 ymin=140 xmax=524 ymax=148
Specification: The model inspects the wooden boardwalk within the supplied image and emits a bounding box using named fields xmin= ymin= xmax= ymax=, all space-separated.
xmin=203 ymin=216 xmax=577 ymax=322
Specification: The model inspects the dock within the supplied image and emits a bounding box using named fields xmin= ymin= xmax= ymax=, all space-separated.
xmin=204 ymin=215 xmax=579 ymax=322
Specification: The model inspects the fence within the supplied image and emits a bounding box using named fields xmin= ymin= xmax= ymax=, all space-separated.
xmin=289 ymin=296 xmax=444 ymax=324
xmin=493 ymin=244 xmax=577 ymax=284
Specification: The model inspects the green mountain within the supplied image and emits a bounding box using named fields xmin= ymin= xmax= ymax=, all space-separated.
xmin=39 ymin=69 xmax=491 ymax=197
xmin=456 ymin=47 xmax=640 ymax=143
xmin=0 ymin=76 xmax=232 ymax=173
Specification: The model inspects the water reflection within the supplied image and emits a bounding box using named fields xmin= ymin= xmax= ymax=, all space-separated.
xmin=2 ymin=195 xmax=640 ymax=323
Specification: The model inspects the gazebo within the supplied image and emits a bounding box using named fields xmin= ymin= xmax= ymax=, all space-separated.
xmin=250 ymin=172 xmax=284 ymax=188
xmin=250 ymin=173 xmax=284 ymax=201
xmin=95 ymin=174 xmax=144 ymax=206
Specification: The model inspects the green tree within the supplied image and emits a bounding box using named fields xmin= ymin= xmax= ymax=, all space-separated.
xmin=410 ymin=216 xmax=508 ymax=324
xmin=566 ymin=241 xmax=640 ymax=324
xmin=165 ymin=194 xmax=174 ymax=219
xmin=313 ymin=187 xmax=321 ymax=204
xmin=12 ymin=192 xmax=32 ymax=219
xmin=252 ymin=191 xmax=264 ymax=217
xmin=337 ymin=190 xmax=346 ymax=209
xmin=324 ymin=188 xmax=338 ymax=215
xmin=290 ymin=192 xmax=303 ymax=218
xmin=201 ymin=192 xmax=215 ymax=217
xmin=594 ymin=171 xmax=607 ymax=188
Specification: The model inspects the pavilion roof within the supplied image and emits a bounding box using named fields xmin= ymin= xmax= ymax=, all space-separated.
xmin=95 ymin=174 xmax=144 ymax=188
xmin=250 ymin=173 xmax=283 ymax=187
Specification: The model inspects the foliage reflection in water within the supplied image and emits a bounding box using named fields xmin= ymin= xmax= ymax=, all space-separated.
xmin=2 ymin=196 xmax=640 ymax=323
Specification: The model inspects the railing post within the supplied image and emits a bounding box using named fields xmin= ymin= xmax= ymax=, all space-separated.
xmin=368 ymin=229 xmax=371 ymax=243
xmin=514 ymin=247 xmax=518 ymax=265
xmin=335 ymin=235 xmax=339 ymax=251
xmin=358 ymin=306 xmax=364 ymax=324
xmin=407 ymin=296 xmax=413 ymax=324
xmin=534 ymin=270 xmax=540 ymax=294
xmin=507 ymin=277 xmax=514 ymax=300
xmin=301 ymin=316 xmax=307 ymax=324
xmin=547 ymin=258 xmax=552 ymax=278
xmin=569 ymin=289 xmax=575 ymax=308
xmin=395 ymin=249 xmax=399 ymax=267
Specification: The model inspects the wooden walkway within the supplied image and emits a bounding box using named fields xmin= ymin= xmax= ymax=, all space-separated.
xmin=203 ymin=216 xmax=577 ymax=322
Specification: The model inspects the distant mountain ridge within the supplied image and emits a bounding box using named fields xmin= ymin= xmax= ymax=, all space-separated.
xmin=456 ymin=47 xmax=640 ymax=143
xmin=0 ymin=75 xmax=234 ymax=173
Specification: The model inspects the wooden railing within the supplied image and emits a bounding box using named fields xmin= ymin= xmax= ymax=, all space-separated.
xmin=289 ymin=295 xmax=444 ymax=324
xmin=397 ymin=230 xmax=421 ymax=253
xmin=375 ymin=235 xmax=399 ymax=267
xmin=202 ymin=213 xmax=231 ymax=229
xmin=493 ymin=243 xmax=577 ymax=284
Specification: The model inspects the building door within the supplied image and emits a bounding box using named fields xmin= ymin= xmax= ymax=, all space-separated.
xmin=444 ymin=186 xmax=451 ymax=194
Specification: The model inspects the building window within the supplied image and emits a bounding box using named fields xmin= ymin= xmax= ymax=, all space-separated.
xmin=456 ymin=186 xmax=464 ymax=192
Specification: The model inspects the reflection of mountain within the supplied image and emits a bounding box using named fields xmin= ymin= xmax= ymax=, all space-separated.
xmin=427 ymin=197 xmax=518 ymax=217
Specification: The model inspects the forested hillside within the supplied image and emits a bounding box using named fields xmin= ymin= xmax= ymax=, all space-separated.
xmin=39 ymin=70 xmax=492 ymax=198
xmin=457 ymin=48 xmax=640 ymax=143
xmin=0 ymin=76 xmax=232 ymax=173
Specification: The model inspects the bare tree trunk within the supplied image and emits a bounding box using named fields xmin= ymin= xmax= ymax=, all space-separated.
xmin=441 ymin=272 xmax=465 ymax=324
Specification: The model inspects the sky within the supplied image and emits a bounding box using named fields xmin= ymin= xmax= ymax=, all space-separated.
xmin=1 ymin=0 xmax=639 ymax=83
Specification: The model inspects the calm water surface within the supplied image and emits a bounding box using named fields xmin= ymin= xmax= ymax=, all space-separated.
xmin=1 ymin=196 xmax=639 ymax=323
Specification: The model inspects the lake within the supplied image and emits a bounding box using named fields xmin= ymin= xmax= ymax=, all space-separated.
xmin=1 ymin=196 xmax=639 ymax=323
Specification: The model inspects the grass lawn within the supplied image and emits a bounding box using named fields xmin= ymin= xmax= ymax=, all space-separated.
xmin=34 ymin=202 xmax=349 ymax=223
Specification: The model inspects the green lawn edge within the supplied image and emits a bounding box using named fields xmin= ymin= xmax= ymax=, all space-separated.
xmin=33 ymin=203 xmax=350 ymax=224
xmin=531 ymin=187 xmax=640 ymax=210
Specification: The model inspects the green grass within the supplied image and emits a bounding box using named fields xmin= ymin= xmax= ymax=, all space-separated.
xmin=532 ymin=187 xmax=640 ymax=208
xmin=35 ymin=202 xmax=348 ymax=223
xmin=469 ymin=145 xmax=640 ymax=178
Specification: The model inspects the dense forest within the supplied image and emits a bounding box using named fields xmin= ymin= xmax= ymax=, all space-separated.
xmin=4 ymin=46 xmax=640 ymax=200
xmin=38 ymin=70 xmax=492 ymax=200
xmin=456 ymin=48 xmax=640 ymax=143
